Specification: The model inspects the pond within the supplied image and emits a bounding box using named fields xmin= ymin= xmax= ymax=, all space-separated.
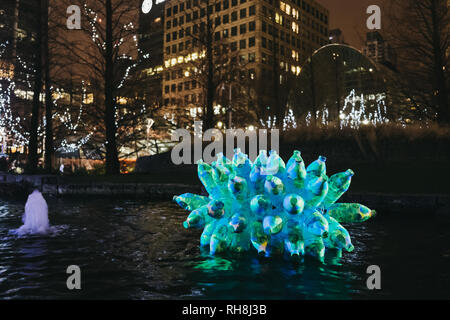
xmin=0 ymin=198 xmax=449 ymax=299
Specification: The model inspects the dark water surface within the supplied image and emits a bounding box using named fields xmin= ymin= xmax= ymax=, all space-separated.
xmin=0 ymin=198 xmax=449 ymax=300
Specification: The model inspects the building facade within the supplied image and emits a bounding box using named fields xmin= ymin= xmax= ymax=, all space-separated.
xmin=138 ymin=0 xmax=166 ymax=106
xmin=328 ymin=28 xmax=345 ymax=44
xmin=161 ymin=0 xmax=329 ymax=127
xmin=362 ymin=31 xmax=397 ymax=70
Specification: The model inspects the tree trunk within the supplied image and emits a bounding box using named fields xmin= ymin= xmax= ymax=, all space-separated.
xmin=43 ymin=0 xmax=54 ymax=173
xmin=431 ymin=0 xmax=449 ymax=124
xmin=27 ymin=0 xmax=43 ymax=174
xmin=205 ymin=1 xmax=215 ymax=130
xmin=104 ymin=0 xmax=120 ymax=174
xmin=12 ymin=0 xmax=19 ymax=59
xmin=334 ymin=56 xmax=341 ymax=127
xmin=310 ymin=53 xmax=318 ymax=127
xmin=272 ymin=36 xmax=282 ymax=128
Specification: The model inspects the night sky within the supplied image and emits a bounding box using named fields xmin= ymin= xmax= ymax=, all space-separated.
xmin=317 ymin=0 xmax=387 ymax=48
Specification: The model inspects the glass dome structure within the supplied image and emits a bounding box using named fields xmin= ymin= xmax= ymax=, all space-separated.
xmin=287 ymin=44 xmax=399 ymax=128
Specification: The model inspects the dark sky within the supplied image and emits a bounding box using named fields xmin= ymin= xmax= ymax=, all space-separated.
xmin=316 ymin=0 xmax=387 ymax=49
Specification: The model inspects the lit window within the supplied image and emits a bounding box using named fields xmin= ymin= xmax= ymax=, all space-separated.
xmin=275 ymin=13 xmax=283 ymax=25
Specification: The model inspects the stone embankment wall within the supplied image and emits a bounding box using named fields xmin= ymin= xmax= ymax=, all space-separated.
xmin=0 ymin=173 xmax=448 ymax=216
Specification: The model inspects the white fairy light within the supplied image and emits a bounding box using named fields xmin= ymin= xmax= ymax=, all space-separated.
xmin=57 ymin=133 xmax=93 ymax=153
xmin=339 ymin=89 xmax=388 ymax=129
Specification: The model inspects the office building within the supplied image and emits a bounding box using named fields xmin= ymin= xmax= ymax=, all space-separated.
xmin=362 ymin=31 xmax=396 ymax=70
xmin=328 ymin=28 xmax=345 ymax=44
xmin=161 ymin=0 xmax=329 ymax=125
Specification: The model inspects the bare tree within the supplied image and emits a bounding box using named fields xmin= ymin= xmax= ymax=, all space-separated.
xmin=43 ymin=0 xmax=55 ymax=172
xmin=2 ymin=0 xmax=73 ymax=173
xmin=386 ymin=0 xmax=449 ymax=124
xmin=186 ymin=0 xmax=217 ymax=130
xmin=254 ymin=19 xmax=298 ymax=129
xmin=114 ymin=71 xmax=172 ymax=159
xmin=0 ymin=0 xmax=35 ymax=161
xmin=27 ymin=0 xmax=44 ymax=173
xmin=176 ymin=0 xmax=251 ymax=130
xmin=62 ymin=0 xmax=141 ymax=174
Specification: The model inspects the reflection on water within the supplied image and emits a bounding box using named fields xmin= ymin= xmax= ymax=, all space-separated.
xmin=0 ymin=198 xmax=449 ymax=299
xmin=192 ymin=256 xmax=235 ymax=271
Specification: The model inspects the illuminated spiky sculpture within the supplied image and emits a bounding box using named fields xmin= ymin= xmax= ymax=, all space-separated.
xmin=174 ymin=149 xmax=376 ymax=262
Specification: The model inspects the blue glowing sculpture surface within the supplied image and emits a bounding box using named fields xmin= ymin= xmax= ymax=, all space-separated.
xmin=174 ymin=149 xmax=376 ymax=262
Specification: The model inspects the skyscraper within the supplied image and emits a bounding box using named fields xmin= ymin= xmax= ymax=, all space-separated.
xmin=362 ymin=31 xmax=397 ymax=70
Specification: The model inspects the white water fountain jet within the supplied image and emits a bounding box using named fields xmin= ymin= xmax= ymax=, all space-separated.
xmin=16 ymin=190 xmax=51 ymax=236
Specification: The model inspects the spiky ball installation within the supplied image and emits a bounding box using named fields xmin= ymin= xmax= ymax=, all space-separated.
xmin=174 ymin=149 xmax=376 ymax=262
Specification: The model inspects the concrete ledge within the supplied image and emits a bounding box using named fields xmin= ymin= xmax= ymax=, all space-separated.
xmin=56 ymin=183 xmax=202 ymax=200
xmin=0 ymin=173 xmax=448 ymax=215
xmin=0 ymin=173 xmax=203 ymax=200
xmin=341 ymin=192 xmax=450 ymax=216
